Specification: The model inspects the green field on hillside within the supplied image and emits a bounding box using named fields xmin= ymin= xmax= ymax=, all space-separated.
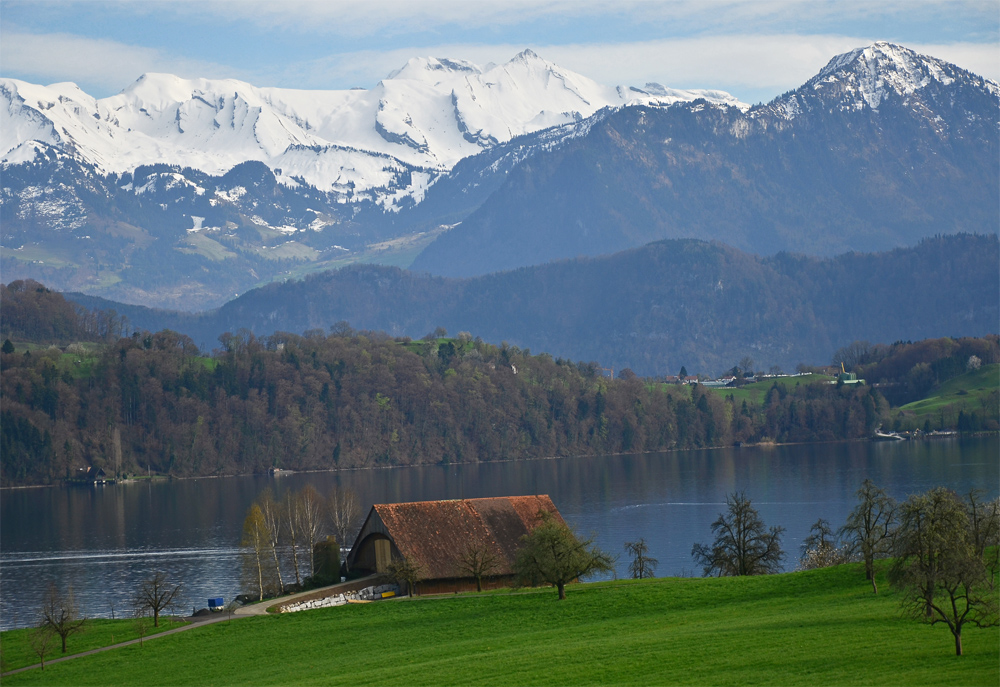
xmin=899 ymin=363 xmax=999 ymax=420
xmin=3 ymin=564 xmax=996 ymax=686
xmin=704 ymin=373 xmax=835 ymax=405
xmin=0 ymin=618 xmax=187 ymax=673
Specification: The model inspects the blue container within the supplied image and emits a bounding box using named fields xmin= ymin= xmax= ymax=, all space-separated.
xmin=208 ymin=597 xmax=224 ymax=608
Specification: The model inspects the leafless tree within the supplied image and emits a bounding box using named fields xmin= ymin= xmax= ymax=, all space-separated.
xmin=134 ymin=572 xmax=182 ymax=627
xmin=798 ymin=518 xmax=854 ymax=570
xmin=328 ymin=485 xmax=360 ymax=561
xmin=132 ymin=604 xmax=151 ymax=647
xmin=282 ymin=494 xmax=303 ymax=586
xmin=297 ymin=485 xmax=325 ymax=578
xmin=456 ymin=541 xmax=502 ymax=592
xmin=383 ymin=557 xmax=425 ymax=597
xmin=28 ymin=625 xmax=55 ymax=670
xmin=255 ymin=489 xmax=285 ymax=594
xmin=624 ymin=539 xmax=659 ymax=579
xmin=691 ymin=492 xmax=785 ymax=577
xmin=40 ymin=583 xmax=86 ymax=653
xmin=964 ymin=490 xmax=999 ymax=574
xmin=890 ymin=488 xmax=999 ymax=656
xmin=241 ymin=502 xmax=276 ymax=601
xmin=839 ymin=479 xmax=897 ymax=593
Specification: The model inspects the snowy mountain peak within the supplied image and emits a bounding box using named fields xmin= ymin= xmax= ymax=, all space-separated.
xmin=2 ymin=50 xmax=745 ymax=212
xmin=762 ymin=42 xmax=1000 ymax=119
xmin=810 ymin=41 xmax=994 ymax=110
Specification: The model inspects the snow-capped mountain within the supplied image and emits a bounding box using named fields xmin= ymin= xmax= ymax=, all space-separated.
xmin=759 ymin=41 xmax=1000 ymax=121
xmin=3 ymin=42 xmax=996 ymax=311
xmin=1 ymin=50 xmax=743 ymax=210
xmin=411 ymin=42 xmax=1000 ymax=277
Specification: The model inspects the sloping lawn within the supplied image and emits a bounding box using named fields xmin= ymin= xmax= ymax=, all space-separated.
xmin=4 ymin=563 xmax=996 ymax=686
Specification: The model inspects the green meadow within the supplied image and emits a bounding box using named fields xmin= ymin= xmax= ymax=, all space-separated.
xmin=704 ymin=373 xmax=835 ymax=405
xmin=1 ymin=617 xmax=187 ymax=673
xmin=3 ymin=563 xmax=996 ymax=686
xmin=898 ymin=363 xmax=999 ymax=421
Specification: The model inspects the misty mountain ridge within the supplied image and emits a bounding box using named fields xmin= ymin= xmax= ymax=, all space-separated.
xmin=65 ymin=233 xmax=999 ymax=377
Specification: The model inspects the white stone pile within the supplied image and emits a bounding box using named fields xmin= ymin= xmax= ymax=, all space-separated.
xmin=279 ymin=584 xmax=399 ymax=613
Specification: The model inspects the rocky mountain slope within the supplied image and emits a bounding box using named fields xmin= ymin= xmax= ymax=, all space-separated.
xmin=411 ymin=43 xmax=1000 ymax=276
xmin=1 ymin=51 xmax=741 ymax=308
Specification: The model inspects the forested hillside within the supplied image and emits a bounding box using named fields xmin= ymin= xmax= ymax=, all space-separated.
xmin=1 ymin=287 xmax=895 ymax=486
xmin=68 ymin=234 xmax=999 ymax=377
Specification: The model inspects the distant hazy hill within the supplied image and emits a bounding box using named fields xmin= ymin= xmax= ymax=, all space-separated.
xmin=67 ymin=234 xmax=999 ymax=376
xmin=412 ymin=43 xmax=1000 ymax=276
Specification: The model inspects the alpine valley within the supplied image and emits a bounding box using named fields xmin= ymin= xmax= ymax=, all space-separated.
xmin=3 ymin=42 xmax=997 ymax=315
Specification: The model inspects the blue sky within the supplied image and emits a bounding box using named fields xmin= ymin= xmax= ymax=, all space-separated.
xmin=1 ymin=1 xmax=997 ymax=104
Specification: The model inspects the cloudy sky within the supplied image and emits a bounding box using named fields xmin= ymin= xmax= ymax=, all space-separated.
xmin=1 ymin=0 xmax=997 ymax=104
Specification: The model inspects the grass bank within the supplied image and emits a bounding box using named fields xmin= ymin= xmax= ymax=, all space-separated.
xmin=0 ymin=617 xmax=187 ymax=672
xmin=3 ymin=563 xmax=996 ymax=686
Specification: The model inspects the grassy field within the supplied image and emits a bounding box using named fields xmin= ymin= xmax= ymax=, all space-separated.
xmin=0 ymin=617 xmax=187 ymax=673
xmin=3 ymin=564 xmax=996 ymax=686
xmin=899 ymin=363 xmax=999 ymax=420
xmin=704 ymin=373 xmax=835 ymax=405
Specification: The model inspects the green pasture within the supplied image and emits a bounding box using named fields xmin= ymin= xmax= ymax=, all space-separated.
xmin=0 ymin=617 xmax=187 ymax=673
xmin=705 ymin=373 xmax=835 ymax=405
xmin=3 ymin=563 xmax=996 ymax=686
xmin=899 ymin=364 xmax=999 ymax=418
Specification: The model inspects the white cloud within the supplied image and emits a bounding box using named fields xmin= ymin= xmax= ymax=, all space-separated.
xmin=0 ymin=29 xmax=241 ymax=92
xmin=2 ymin=24 xmax=995 ymax=106
xmin=279 ymin=36 xmax=1000 ymax=104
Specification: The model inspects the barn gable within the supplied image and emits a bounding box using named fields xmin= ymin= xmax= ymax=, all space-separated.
xmin=346 ymin=495 xmax=564 ymax=593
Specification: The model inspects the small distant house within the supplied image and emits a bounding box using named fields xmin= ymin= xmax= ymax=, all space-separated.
xmin=86 ymin=466 xmax=107 ymax=482
xmin=345 ymin=495 xmax=566 ymax=595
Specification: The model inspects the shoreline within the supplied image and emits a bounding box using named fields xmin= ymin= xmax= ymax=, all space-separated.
xmin=3 ymin=432 xmax=993 ymax=491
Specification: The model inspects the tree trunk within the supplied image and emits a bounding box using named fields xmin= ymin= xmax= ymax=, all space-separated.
xmin=954 ymin=629 xmax=962 ymax=656
xmin=60 ymin=634 xmax=67 ymax=653
xmin=870 ymin=574 xmax=878 ymax=595
xmin=153 ymin=608 xmax=159 ymax=627
xmin=557 ymin=582 xmax=566 ymax=600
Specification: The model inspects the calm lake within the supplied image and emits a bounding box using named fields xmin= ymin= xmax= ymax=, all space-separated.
xmin=1 ymin=437 xmax=997 ymax=630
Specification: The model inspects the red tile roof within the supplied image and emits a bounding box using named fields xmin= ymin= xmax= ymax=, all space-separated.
xmin=372 ymin=495 xmax=564 ymax=580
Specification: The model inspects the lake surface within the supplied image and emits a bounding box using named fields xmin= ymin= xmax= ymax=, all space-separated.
xmin=1 ymin=437 xmax=997 ymax=630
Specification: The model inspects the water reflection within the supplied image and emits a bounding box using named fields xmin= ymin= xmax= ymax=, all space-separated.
xmin=1 ymin=437 xmax=996 ymax=629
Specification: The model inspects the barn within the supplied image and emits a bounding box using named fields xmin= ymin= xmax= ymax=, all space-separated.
xmin=345 ymin=495 xmax=566 ymax=595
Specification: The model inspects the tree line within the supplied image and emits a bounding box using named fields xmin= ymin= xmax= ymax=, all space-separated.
xmin=1 ymin=319 xmax=892 ymax=486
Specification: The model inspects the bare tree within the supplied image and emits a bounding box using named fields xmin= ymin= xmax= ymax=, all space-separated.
xmin=383 ymin=557 xmax=425 ymax=597
xmin=328 ymin=485 xmax=360 ymax=562
xmin=297 ymin=485 xmax=325 ymax=578
xmin=240 ymin=502 xmax=275 ymax=601
xmin=28 ymin=625 xmax=55 ymax=670
xmin=514 ymin=510 xmax=615 ymax=600
xmin=40 ymin=583 xmax=86 ymax=653
xmin=799 ymin=518 xmax=854 ymax=570
xmin=964 ymin=490 xmax=999 ymax=574
xmin=282 ymin=494 xmax=303 ymax=586
xmin=132 ymin=604 xmax=151 ymax=647
xmin=839 ymin=479 xmax=897 ymax=593
xmin=255 ymin=489 xmax=285 ymax=595
xmin=134 ymin=571 xmax=182 ymax=627
xmin=890 ymin=488 xmax=999 ymax=656
xmin=691 ymin=492 xmax=785 ymax=577
xmin=456 ymin=541 xmax=502 ymax=592
xmin=624 ymin=539 xmax=659 ymax=579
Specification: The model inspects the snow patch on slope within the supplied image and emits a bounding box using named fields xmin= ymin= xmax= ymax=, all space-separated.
xmin=2 ymin=51 xmax=746 ymax=212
